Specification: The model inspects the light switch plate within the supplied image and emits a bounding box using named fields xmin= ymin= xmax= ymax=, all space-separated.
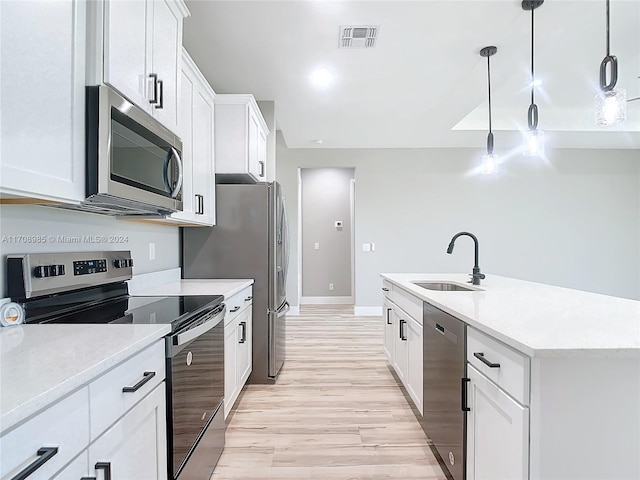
xmin=362 ymin=243 xmax=371 ymax=252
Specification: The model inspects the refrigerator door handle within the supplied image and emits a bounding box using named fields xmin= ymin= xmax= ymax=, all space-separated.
xmin=276 ymin=301 xmax=290 ymax=318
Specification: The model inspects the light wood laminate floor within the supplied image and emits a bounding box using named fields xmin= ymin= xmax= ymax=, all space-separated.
xmin=211 ymin=307 xmax=447 ymax=480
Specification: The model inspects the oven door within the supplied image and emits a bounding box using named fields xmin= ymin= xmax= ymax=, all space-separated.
xmin=167 ymin=309 xmax=224 ymax=479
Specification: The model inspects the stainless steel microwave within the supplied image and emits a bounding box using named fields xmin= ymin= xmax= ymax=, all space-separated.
xmin=83 ymin=85 xmax=183 ymax=216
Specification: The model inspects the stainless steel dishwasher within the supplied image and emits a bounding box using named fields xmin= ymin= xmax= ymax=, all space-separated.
xmin=423 ymin=302 xmax=467 ymax=480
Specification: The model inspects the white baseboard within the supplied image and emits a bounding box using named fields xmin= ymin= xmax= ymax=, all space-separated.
xmin=300 ymin=296 xmax=354 ymax=305
xmin=354 ymin=306 xmax=383 ymax=316
xmin=287 ymin=306 xmax=300 ymax=316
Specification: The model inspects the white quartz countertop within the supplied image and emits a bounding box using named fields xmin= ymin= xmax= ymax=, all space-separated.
xmin=0 ymin=324 xmax=170 ymax=433
xmin=131 ymin=279 xmax=254 ymax=299
xmin=381 ymin=273 xmax=640 ymax=358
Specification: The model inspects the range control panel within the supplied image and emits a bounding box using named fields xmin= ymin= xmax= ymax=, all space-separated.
xmin=73 ymin=259 xmax=108 ymax=276
xmin=7 ymin=251 xmax=134 ymax=301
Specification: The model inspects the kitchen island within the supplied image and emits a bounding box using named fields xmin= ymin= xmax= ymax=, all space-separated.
xmin=382 ymin=273 xmax=640 ymax=480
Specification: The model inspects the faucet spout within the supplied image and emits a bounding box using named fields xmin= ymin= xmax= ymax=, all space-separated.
xmin=446 ymin=231 xmax=485 ymax=285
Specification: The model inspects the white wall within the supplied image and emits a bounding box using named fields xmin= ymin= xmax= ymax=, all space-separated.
xmin=277 ymin=132 xmax=640 ymax=308
xmin=0 ymin=205 xmax=180 ymax=297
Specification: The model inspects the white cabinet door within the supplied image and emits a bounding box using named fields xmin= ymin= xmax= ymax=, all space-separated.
xmin=224 ymin=321 xmax=238 ymax=419
xmin=191 ymin=85 xmax=215 ymax=224
xmin=176 ymin=68 xmax=195 ymax=216
xmin=406 ymin=315 xmax=423 ymax=415
xmin=247 ymin=109 xmax=260 ymax=179
xmin=103 ymin=0 xmax=149 ymax=112
xmin=52 ymin=451 xmax=88 ymax=479
xmin=236 ymin=307 xmax=253 ymax=387
xmin=149 ymin=0 xmax=181 ymax=133
xmin=0 ymin=0 xmax=86 ymax=203
xmin=89 ymin=382 xmax=168 ymax=480
xmin=393 ymin=309 xmax=409 ymax=383
xmin=382 ymin=299 xmax=395 ymax=363
xmin=257 ymin=127 xmax=268 ymax=180
xmin=467 ymin=364 xmax=529 ymax=480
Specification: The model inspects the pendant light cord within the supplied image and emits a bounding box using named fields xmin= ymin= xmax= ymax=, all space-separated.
xmin=606 ymin=0 xmax=610 ymax=56
xmin=530 ymin=7 xmax=535 ymax=106
xmin=487 ymin=55 xmax=492 ymax=135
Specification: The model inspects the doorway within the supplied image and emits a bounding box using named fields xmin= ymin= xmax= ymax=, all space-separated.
xmin=298 ymin=168 xmax=355 ymax=305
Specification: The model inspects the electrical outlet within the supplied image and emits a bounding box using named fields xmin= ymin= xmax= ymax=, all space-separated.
xmin=149 ymin=242 xmax=156 ymax=260
xmin=329 ymin=283 xmax=334 ymax=291
xmin=362 ymin=243 xmax=371 ymax=252
xmin=371 ymin=243 xmax=376 ymax=251
xmin=314 ymin=242 xmax=320 ymax=250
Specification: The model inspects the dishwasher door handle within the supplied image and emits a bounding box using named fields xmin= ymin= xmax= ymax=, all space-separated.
xmin=461 ymin=377 xmax=471 ymax=412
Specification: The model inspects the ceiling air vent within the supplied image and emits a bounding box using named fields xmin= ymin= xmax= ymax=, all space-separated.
xmin=339 ymin=25 xmax=379 ymax=49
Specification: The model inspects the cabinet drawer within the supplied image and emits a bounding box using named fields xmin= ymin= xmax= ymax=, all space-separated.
xmin=89 ymin=340 xmax=165 ymax=440
xmin=393 ymin=286 xmax=423 ymax=326
xmin=0 ymin=387 xmax=89 ymax=480
xmin=467 ymin=327 xmax=530 ymax=405
xmin=224 ymin=285 xmax=253 ymax=327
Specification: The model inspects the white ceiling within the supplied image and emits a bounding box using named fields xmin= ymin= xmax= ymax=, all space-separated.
xmin=183 ymin=0 xmax=640 ymax=150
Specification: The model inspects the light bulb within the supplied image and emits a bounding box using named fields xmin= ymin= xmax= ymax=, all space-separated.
xmin=310 ymin=67 xmax=334 ymax=88
xmin=481 ymin=153 xmax=499 ymax=175
xmin=595 ymin=88 xmax=627 ymax=126
xmin=523 ymin=129 xmax=545 ymax=157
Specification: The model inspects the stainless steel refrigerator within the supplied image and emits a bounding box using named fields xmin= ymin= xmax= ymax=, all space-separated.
xmin=182 ymin=182 xmax=289 ymax=384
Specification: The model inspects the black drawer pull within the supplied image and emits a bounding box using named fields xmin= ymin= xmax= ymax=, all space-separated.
xmin=386 ymin=308 xmax=392 ymax=325
xmin=399 ymin=319 xmax=407 ymax=341
xmin=11 ymin=447 xmax=58 ymax=480
xmin=474 ymin=352 xmax=500 ymax=368
xmin=381 ymin=287 xmax=389 ymax=292
xmin=230 ymin=306 xmax=241 ymax=313
xmin=95 ymin=462 xmax=111 ymax=480
xmin=122 ymin=371 xmax=156 ymax=393
xmin=81 ymin=477 xmax=97 ymax=480
xmin=244 ymin=296 xmax=252 ymax=302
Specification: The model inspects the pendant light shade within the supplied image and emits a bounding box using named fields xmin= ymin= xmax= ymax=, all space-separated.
xmin=480 ymin=46 xmax=498 ymax=175
xmin=595 ymin=0 xmax=626 ymax=126
xmin=522 ymin=0 xmax=544 ymax=157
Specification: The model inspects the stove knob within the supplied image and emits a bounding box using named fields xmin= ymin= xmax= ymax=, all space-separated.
xmin=33 ymin=266 xmax=51 ymax=278
xmin=114 ymin=259 xmax=134 ymax=268
xmin=50 ymin=264 xmax=65 ymax=276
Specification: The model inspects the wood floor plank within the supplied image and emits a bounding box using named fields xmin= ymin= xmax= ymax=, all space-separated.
xmin=211 ymin=309 xmax=447 ymax=480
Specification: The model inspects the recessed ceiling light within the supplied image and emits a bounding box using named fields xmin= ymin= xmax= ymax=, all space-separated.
xmin=310 ymin=66 xmax=334 ymax=88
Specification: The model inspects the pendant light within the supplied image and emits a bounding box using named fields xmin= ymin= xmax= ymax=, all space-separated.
xmin=480 ymin=46 xmax=498 ymax=175
xmin=594 ymin=0 xmax=626 ymax=126
xmin=522 ymin=0 xmax=544 ymax=156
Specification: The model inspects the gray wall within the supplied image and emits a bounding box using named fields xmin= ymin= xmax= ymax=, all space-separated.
xmin=300 ymin=168 xmax=354 ymax=298
xmin=277 ymin=132 xmax=640 ymax=307
xmin=0 ymin=205 xmax=180 ymax=297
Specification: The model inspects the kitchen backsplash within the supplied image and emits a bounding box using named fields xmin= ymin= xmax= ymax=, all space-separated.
xmin=0 ymin=204 xmax=180 ymax=297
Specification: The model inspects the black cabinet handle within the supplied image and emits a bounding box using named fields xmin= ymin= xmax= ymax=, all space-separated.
xmin=155 ymin=79 xmax=164 ymax=109
xmin=95 ymin=462 xmax=111 ymax=480
xmin=399 ymin=319 xmax=407 ymax=341
xmin=474 ymin=352 xmax=500 ymax=368
xmin=386 ymin=308 xmax=392 ymax=325
xmin=122 ymin=371 xmax=156 ymax=393
xmin=259 ymin=161 xmax=265 ymax=177
xmin=381 ymin=287 xmax=389 ymax=292
xmin=195 ymin=194 xmax=203 ymax=215
xmin=244 ymin=296 xmax=252 ymax=302
xmin=230 ymin=306 xmax=240 ymax=313
xmin=461 ymin=377 xmax=471 ymax=412
xmin=80 ymin=477 xmax=97 ymax=480
xmin=11 ymin=447 xmax=58 ymax=480
xmin=148 ymin=73 xmax=158 ymax=104
xmin=239 ymin=321 xmax=247 ymax=343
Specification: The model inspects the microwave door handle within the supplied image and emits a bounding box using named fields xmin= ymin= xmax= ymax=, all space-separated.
xmin=170 ymin=147 xmax=183 ymax=199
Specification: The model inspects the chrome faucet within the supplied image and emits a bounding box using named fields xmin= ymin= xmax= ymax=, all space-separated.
xmin=447 ymin=232 xmax=486 ymax=285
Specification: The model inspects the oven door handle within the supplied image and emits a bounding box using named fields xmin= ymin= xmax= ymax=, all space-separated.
xmin=174 ymin=308 xmax=225 ymax=346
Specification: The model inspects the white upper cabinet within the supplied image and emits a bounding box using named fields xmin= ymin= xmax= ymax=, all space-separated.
xmin=160 ymin=48 xmax=216 ymax=226
xmin=0 ymin=0 xmax=86 ymax=203
xmin=215 ymin=94 xmax=269 ymax=182
xmin=95 ymin=0 xmax=189 ymax=133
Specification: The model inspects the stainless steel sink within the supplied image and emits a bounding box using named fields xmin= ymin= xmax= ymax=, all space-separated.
xmin=412 ymin=282 xmax=476 ymax=292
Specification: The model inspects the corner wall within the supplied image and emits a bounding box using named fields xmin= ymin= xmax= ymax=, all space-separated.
xmin=276 ymin=133 xmax=640 ymax=309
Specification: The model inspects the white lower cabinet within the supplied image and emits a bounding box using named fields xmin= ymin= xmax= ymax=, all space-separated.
xmin=88 ymin=383 xmax=167 ymax=480
xmin=0 ymin=339 xmax=167 ymax=480
xmin=224 ymin=287 xmax=253 ymax=418
xmin=467 ymin=364 xmax=529 ymax=480
xmin=382 ymin=289 xmax=423 ymax=415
